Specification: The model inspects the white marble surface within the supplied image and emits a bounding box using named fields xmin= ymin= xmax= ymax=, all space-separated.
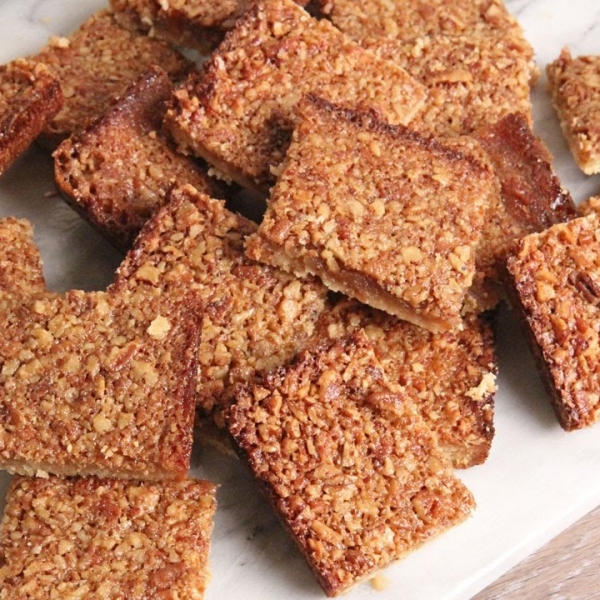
xmin=0 ymin=1 xmax=599 ymax=599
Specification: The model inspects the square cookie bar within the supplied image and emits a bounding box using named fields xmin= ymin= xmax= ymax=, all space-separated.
xmin=32 ymin=9 xmax=191 ymax=148
xmin=0 ymin=284 xmax=200 ymax=480
xmin=164 ymin=0 xmax=426 ymax=194
xmin=504 ymin=213 xmax=600 ymax=430
xmin=317 ymin=0 xmax=522 ymax=45
xmin=54 ymin=66 xmax=225 ymax=250
xmin=316 ymin=297 xmax=497 ymax=468
xmin=0 ymin=475 xmax=216 ymax=599
xmin=317 ymin=0 xmax=536 ymax=137
xmin=246 ymin=95 xmax=495 ymax=333
xmin=383 ymin=28 xmax=534 ymax=137
xmin=547 ymin=48 xmax=600 ymax=175
xmin=228 ymin=330 xmax=475 ymax=596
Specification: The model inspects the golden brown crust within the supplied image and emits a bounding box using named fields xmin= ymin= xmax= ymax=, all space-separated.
xmin=0 ymin=475 xmax=217 ymax=599
xmin=316 ymin=0 xmax=537 ymax=137
xmin=228 ymin=330 xmax=475 ymax=596
xmin=504 ymin=213 xmax=600 ymax=430
xmin=32 ymin=9 xmax=192 ymax=149
xmin=0 ymin=218 xmax=46 ymax=298
xmin=53 ymin=66 xmax=226 ymax=251
xmin=246 ymin=95 xmax=494 ymax=333
xmin=0 ymin=59 xmax=63 ymax=175
xmin=164 ymin=0 xmax=426 ymax=194
xmin=110 ymin=0 xmax=249 ymax=53
xmin=315 ymin=297 xmax=497 ymax=468
xmin=317 ymin=0 xmax=523 ymax=43
xmin=374 ymin=29 xmax=534 ymax=137
xmin=113 ymin=184 xmax=330 ymax=425
xmin=547 ymin=48 xmax=600 ymax=175
xmin=0 ymin=285 xmax=200 ymax=480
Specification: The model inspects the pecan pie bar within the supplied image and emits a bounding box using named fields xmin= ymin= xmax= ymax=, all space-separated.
xmin=54 ymin=66 xmax=225 ymax=251
xmin=316 ymin=297 xmax=497 ymax=468
xmin=0 ymin=59 xmax=63 ymax=175
xmin=317 ymin=0 xmax=523 ymax=45
xmin=0 ymin=218 xmax=46 ymax=299
xmin=32 ymin=9 xmax=191 ymax=148
xmin=547 ymin=48 xmax=600 ymax=175
xmin=504 ymin=213 xmax=600 ymax=430
xmin=246 ymin=95 xmax=495 ymax=332
xmin=0 ymin=284 xmax=200 ymax=480
xmin=316 ymin=0 xmax=537 ymax=137
xmin=0 ymin=475 xmax=216 ymax=599
xmin=228 ymin=330 xmax=475 ymax=596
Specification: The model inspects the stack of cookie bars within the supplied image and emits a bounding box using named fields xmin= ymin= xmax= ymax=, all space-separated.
xmin=1 ymin=0 xmax=599 ymax=597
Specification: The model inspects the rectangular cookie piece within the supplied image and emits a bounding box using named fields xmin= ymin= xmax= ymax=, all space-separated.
xmin=547 ymin=48 xmax=600 ymax=175
xmin=246 ymin=95 xmax=495 ymax=333
xmin=31 ymin=9 xmax=191 ymax=148
xmin=0 ymin=218 xmax=46 ymax=299
xmin=164 ymin=0 xmax=426 ymax=195
xmin=54 ymin=66 xmax=226 ymax=251
xmin=0 ymin=475 xmax=216 ymax=599
xmin=316 ymin=0 xmax=536 ymax=137
xmin=0 ymin=59 xmax=63 ymax=175
xmin=383 ymin=28 xmax=535 ymax=137
xmin=317 ymin=297 xmax=497 ymax=468
xmin=113 ymin=184 xmax=330 ymax=426
xmin=0 ymin=284 xmax=200 ymax=480
xmin=504 ymin=213 xmax=600 ymax=430
xmin=110 ymin=0 xmax=251 ymax=53
xmin=228 ymin=330 xmax=475 ymax=596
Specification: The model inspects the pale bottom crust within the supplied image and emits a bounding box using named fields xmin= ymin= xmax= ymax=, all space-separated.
xmin=248 ymin=236 xmax=461 ymax=333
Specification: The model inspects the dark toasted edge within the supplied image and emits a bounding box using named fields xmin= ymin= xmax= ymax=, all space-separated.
xmin=474 ymin=112 xmax=577 ymax=230
xmin=54 ymin=67 xmax=228 ymax=252
xmin=501 ymin=245 xmax=580 ymax=431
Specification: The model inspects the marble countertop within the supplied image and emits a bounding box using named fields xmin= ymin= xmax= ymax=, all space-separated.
xmin=0 ymin=1 xmax=599 ymax=599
